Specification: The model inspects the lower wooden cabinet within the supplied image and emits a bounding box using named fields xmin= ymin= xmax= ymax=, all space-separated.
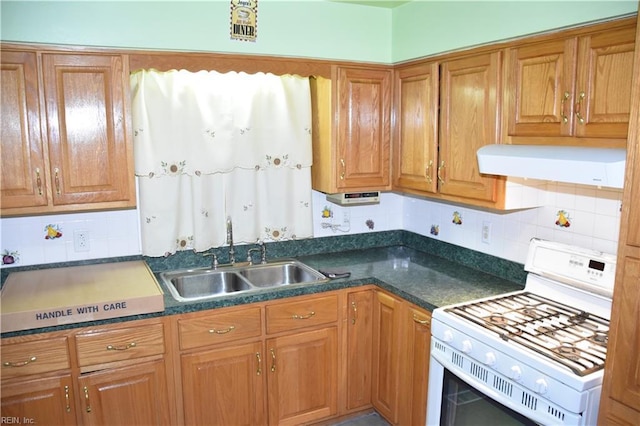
xmin=345 ymin=288 xmax=374 ymax=412
xmin=399 ymin=303 xmax=432 ymax=426
xmin=1 ymin=287 xmax=432 ymax=426
xmin=1 ymin=318 xmax=174 ymax=426
xmin=181 ymin=341 xmax=267 ymax=426
xmin=266 ymin=327 xmax=339 ymax=425
xmin=177 ymin=292 xmax=341 ymax=426
xmin=371 ymin=291 xmax=433 ymax=426
xmin=372 ymin=291 xmax=404 ymax=423
xmin=1 ymin=374 xmax=76 ymax=425
xmin=78 ymin=360 xmax=171 ymax=426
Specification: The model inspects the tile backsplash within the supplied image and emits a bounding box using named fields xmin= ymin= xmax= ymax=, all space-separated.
xmin=1 ymin=182 xmax=622 ymax=269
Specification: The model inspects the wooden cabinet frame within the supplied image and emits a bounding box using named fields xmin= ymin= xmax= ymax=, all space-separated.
xmin=1 ymin=47 xmax=136 ymax=216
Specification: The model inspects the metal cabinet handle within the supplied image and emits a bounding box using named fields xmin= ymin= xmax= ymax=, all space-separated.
xmin=208 ymin=326 xmax=235 ymax=334
xmin=3 ymin=356 xmax=37 ymax=367
xmin=575 ymin=91 xmax=586 ymax=124
xmin=270 ymin=348 xmax=276 ymax=372
xmin=413 ymin=314 xmax=431 ymax=326
xmin=106 ymin=342 xmax=136 ymax=351
xmin=340 ymin=158 xmax=346 ymax=180
xmin=256 ymin=352 xmax=262 ymax=376
xmin=437 ymin=161 xmax=445 ymax=185
xmin=560 ymin=91 xmax=570 ymax=123
xmin=83 ymin=386 xmax=92 ymax=413
xmin=292 ymin=311 xmax=315 ymax=320
xmin=54 ymin=168 xmax=61 ymax=195
xmin=425 ymin=160 xmax=433 ymax=184
xmin=65 ymin=385 xmax=71 ymax=413
xmin=35 ymin=168 xmax=43 ymax=195
xmin=351 ymin=301 xmax=358 ymax=325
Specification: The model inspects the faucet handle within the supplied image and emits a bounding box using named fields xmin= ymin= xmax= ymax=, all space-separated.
xmin=247 ymin=248 xmax=261 ymax=265
xmin=203 ymin=252 xmax=219 ymax=269
xmin=259 ymin=241 xmax=267 ymax=264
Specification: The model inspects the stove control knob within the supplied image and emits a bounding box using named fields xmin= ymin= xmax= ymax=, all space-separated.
xmin=510 ymin=365 xmax=522 ymax=380
xmin=535 ymin=378 xmax=548 ymax=395
xmin=484 ymin=352 xmax=496 ymax=366
xmin=461 ymin=340 xmax=473 ymax=354
xmin=443 ymin=330 xmax=454 ymax=343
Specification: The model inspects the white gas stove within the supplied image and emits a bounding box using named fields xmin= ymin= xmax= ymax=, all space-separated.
xmin=426 ymin=239 xmax=617 ymax=425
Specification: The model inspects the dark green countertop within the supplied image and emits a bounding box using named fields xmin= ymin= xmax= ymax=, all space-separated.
xmin=158 ymin=246 xmax=524 ymax=316
xmin=1 ymin=232 xmax=527 ymax=338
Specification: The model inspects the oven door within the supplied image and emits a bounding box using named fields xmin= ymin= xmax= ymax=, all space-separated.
xmin=427 ymin=353 xmax=539 ymax=426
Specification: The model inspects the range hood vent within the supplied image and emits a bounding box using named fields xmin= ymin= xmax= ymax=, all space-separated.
xmin=477 ymin=145 xmax=626 ymax=188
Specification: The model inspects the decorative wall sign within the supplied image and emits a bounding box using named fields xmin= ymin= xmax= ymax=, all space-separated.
xmin=230 ymin=0 xmax=258 ymax=42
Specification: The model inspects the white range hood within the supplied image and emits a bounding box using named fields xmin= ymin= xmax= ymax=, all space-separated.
xmin=477 ymin=145 xmax=626 ymax=189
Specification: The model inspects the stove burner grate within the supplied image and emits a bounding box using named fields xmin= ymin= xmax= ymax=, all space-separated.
xmin=445 ymin=291 xmax=609 ymax=376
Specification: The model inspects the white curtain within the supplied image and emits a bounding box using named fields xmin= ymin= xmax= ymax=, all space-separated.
xmin=130 ymin=69 xmax=313 ymax=257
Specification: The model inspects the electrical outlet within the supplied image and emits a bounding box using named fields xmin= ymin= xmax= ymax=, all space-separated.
xmin=481 ymin=221 xmax=492 ymax=245
xmin=342 ymin=209 xmax=350 ymax=226
xmin=74 ymin=230 xmax=90 ymax=252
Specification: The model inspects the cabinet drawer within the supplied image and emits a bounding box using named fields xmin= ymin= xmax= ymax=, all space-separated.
xmin=75 ymin=323 xmax=165 ymax=367
xmin=1 ymin=337 xmax=70 ymax=379
xmin=266 ymin=294 xmax=338 ymax=334
xmin=179 ymin=306 xmax=262 ymax=350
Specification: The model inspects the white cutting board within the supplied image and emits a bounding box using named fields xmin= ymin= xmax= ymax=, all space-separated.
xmin=1 ymin=261 xmax=165 ymax=333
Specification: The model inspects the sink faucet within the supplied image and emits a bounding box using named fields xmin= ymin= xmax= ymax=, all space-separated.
xmin=226 ymin=216 xmax=235 ymax=264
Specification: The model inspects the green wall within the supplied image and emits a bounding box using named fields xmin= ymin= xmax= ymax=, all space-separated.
xmin=0 ymin=0 xmax=393 ymax=62
xmin=392 ymin=0 xmax=638 ymax=62
xmin=1 ymin=1 xmax=638 ymax=63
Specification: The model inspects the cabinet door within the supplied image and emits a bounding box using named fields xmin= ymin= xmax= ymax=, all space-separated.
xmin=336 ymin=67 xmax=391 ymax=191
xmin=41 ymin=53 xmax=134 ymax=207
xmin=399 ymin=305 xmax=432 ymax=426
xmin=393 ymin=62 xmax=439 ymax=193
xmin=77 ymin=359 xmax=171 ymax=426
xmin=181 ymin=341 xmax=267 ymax=426
xmin=1 ymin=375 xmax=76 ymax=425
xmin=598 ymin=18 xmax=640 ymax=424
xmin=0 ymin=50 xmax=49 ymax=210
xmin=371 ymin=291 xmax=403 ymax=424
xmin=575 ymin=26 xmax=636 ymax=139
xmin=439 ymin=51 xmax=502 ymax=202
xmin=267 ymin=327 xmax=338 ymax=426
xmin=346 ymin=289 xmax=374 ymax=411
xmin=506 ymin=38 xmax=577 ymax=137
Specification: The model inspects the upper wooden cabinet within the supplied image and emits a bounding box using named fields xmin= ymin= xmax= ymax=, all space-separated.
xmin=1 ymin=51 xmax=49 ymax=211
xmin=393 ymin=53 xmax=503 ymax=207
xmin=505 ymin=20 xmax=636 ymax=146
xmin=392 ymin=62 xmax=439 ymax=194
xmin=0 ymin=48 xmax=136 ymax=216
xmin=311 ymin=66 xmax=392 ymax=194
xmin=439 ymin=51 xmax=503 ymax=204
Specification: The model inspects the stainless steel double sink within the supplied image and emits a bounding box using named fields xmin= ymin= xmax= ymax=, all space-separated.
xmin=159 ymin=260 xmax=330 ymax=302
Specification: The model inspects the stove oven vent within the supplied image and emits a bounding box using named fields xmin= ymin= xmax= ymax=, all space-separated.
xmin=451 ymin=352 xmax=464 ymax=368
xmin=493 ymin=376 xmax=514 ymax=397
xmin=521 ymin=392 xmax=538 ymax=411
xmin=470 ymin=362 xmax=489 ymax=383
